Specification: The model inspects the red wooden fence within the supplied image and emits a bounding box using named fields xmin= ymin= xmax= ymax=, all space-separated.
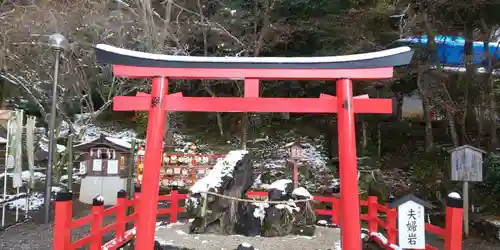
xmin=53 ymin=190 xmax=463 ymax=250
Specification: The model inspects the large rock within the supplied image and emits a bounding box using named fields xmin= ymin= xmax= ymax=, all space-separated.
xmin=186 ymin=150 xmax=254 ymax=235
xmin=471 ymin=215 xmax=500 ymax=242
xmin=185 ymin=152 xmax=316 ymax=237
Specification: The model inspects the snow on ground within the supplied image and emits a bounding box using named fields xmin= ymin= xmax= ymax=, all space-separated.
xmin=292 ymin=187 xmax=311 ymax=197
xmin=154 ymin=220 xmax=341 ymax=250
xmin=0 ymin=171 xmax=82 ymax=211
xmin=0 ymin=136 xmax=7 ymax=144
xmin=269 ymin=179 xmax=292 ymax=194
xmin=3 ymin=192 xmax=44 ymax=211
xmin=59 ymin=174 xmax=83 ymax=184
xmin=61 ymin=113 xmax=138 ymax=144
xmin=0 ymin=171 xmax=46 ymax=182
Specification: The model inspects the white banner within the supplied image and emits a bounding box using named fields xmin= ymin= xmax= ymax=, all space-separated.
xmin=12 ymin=109 xmax=24 ymax=188
xmin=26 ymin=116 xmax=36 ymax=188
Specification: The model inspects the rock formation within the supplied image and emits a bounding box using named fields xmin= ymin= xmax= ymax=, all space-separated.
xmin=185 ymin=151 xmax=316 ymax=237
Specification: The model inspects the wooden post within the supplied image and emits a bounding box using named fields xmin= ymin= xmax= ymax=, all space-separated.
xmin=333 ymin=195 xmax=341 ymax=225
xmin=170 ymin=190 xmax=179 ymax=223
xmin=116 ymin=190 xmax=127 ymax=243
xmin=367 ymin=196 xmax=378 ymax=233
xmin=463 ymin=181 xmax=469 ymax=237
xmin=293 ymin=160 xmax=298 ymax=189
xmin=191 ymin=157 xmax=196 ymax=185
xmin=53 ymin=192 xmax=73 ymax=250
xmin=67 ymin=135 xmax=73 ymax=192
xmin=448 ymin=145 xmax=485 ymax=238
xmin=445 ymin=192 xmax=464 ymax=250
xmin=90 ymin=196 xmax=104 ymax=250
xmin=126 ymin=139 xmax=136 ymax=231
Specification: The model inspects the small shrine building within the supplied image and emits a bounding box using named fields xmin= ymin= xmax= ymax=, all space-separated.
xmin=74 ymin=135 xmax=132 ymax=205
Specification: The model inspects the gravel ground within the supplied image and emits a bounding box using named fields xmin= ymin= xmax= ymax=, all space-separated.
xmin=0 ymin=198 xmax=116 ymax=250
xmin=1 ymin=203 xmax=499 ymax=250
xmin=154 ymin=221 xmax=341 ymax=250
xmin=1 ymin=219 xmax=499 ymax=250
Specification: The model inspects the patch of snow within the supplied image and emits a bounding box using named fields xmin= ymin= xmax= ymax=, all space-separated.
xmin=51 ymin=186 xmax=63 ymax=194
xmin=317 ymin=220 xmax=327 ymax=225
xmin=275 ymin=199 xmax=301 ymax=213
xmin=0 ymin=137 xmax=7 ymax=144
xmin=370 ymin=231 xmax=403 ymax=249
xmin=190 ymin=150 xmax=248 ymax=194
xmin=334 ymin=241 xmax=342 ymax=250
xmin=39 ymin=138 xmax=66 ymax=153
xmin=448 ymin=192 xmax=461 ymax=199
xmin=105 ymin=137 xmax=132 ymax=149
xmin=175 ymin=229 xmax=188 ymax=235
xmin=60 ymin=174 xmax=83 ymax=183
xmin=269 ymin=179 xmax=292 ymax=194
xmin=4 ymin=192 xmax=44 ymax=211
xmin=292 ymin=187 xmax=311 ymax=198
xmin=0 ymin=171 xmax=46 ymax=182
xmin=370 ymin=232 xmax=388 ymax=244
xmin=66 ymin=113 xmax=138 ymax=144
xmin=252 ymin=202 xmax=269 ymax=222
xmin=166 ymin=222 xmax=186 ymax=228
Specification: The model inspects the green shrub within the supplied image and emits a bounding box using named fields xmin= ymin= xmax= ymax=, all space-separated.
xmin=475 ymin=153 xmax=500 ymax=212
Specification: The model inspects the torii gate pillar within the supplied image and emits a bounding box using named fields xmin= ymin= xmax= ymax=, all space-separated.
xmin=96 ymin=44 xmax=414 ymax=250
xmin=336 ymin=78 xmax=361 ymax=247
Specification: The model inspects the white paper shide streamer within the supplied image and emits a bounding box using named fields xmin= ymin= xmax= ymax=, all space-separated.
xmin=26 ymin=116 xmax=36 ymax=188
xmin=12 ymin=109 xmax=24 ymax=188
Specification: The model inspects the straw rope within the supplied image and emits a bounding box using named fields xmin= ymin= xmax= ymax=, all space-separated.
xmin=201 ymin=191 xmax=311 ymax=204
xmin=196 ymin=190 xmax=367 ymax=204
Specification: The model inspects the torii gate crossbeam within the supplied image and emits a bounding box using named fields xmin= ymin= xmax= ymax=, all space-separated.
xmin=95 ymin=44 xmax=414 ymax=250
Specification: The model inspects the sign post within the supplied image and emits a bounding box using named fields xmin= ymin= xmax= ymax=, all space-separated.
xmin=390 ymin=194 xmax=432 ymax=249
xmin=284 ymin=141 xmax=304 ymax=189
xmin=448 ymin=145 xmax=485 ymax=237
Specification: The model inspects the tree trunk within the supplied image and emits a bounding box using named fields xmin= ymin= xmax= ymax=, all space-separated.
xmin=395 ymin=92 xmax=404 ymax=120
xmin=447 ymin=112 xmax=460 ymax=147
xmin=489 ymin=75 xmax=498 ymax=149
xmin=422 ymin=98 xmax=434 ymax=151
xmin=361 ymin=121 xmax=368 ymax=156
xmin=477 ymin=91 xmax=485 ymax=147
xmin=417 ymin=70 xmax=434 ymax=151
xmin=241 ymin=113 xmax=248 ymax=150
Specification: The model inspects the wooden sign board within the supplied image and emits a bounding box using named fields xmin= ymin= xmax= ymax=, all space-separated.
xmin=450 ymin=145 xmax=485 ymax=182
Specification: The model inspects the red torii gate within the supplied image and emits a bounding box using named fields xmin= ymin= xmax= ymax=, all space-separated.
xmin=95 ymin=44 xmax=414 ymax=250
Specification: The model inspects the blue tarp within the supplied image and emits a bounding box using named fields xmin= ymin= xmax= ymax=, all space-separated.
xmin=397 ymin=35 xmax=500 ymax=67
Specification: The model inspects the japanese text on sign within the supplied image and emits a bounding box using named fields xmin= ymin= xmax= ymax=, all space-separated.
xmin=398 ymin=200 xmax=426 ymax=249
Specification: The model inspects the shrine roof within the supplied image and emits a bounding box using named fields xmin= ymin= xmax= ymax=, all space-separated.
xmin=389 ymin=194 xmax=433 ymax=209
xmin=95 ymin=44 xmax=414 ymax=69
xmin=74 ymin=134 xmax=131 ymax=152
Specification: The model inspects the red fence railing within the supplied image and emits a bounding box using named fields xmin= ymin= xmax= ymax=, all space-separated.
xmin=53 ymin=190 xmax=463 ymax=250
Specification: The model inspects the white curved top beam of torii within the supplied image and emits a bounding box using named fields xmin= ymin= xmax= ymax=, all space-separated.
xmin=95 ymin=44 xmax=414 ymax=80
